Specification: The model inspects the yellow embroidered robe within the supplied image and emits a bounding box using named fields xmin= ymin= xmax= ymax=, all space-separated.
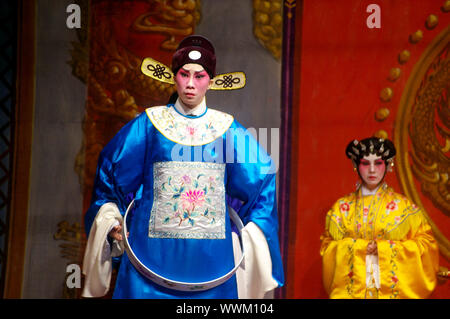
xmin=320 ymin=185 xmax=439 ymax=299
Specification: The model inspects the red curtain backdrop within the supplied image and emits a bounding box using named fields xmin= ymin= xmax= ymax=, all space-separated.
xmin=286 ymin=0 xmax=449 ymax=298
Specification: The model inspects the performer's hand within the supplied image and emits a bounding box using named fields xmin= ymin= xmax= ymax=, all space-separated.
xmin=366 ymin=240 xmax=378 ymax=255
xmin=109 ymin=224 xmax=124 ymax=241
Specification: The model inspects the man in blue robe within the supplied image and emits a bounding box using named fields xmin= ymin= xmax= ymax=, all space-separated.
xmin=82 ymin=35 xmax=284 ymax=299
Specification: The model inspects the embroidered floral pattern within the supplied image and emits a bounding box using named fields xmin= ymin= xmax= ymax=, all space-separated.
xmin=379 ymin=198 xmax=406 ymax=229
xmin=346 ymin=239 xmax=356 ymax=297
xmin=354 ymin=195 xmax=363 ymax=238
xmin=388 ymin=240 xmax=399 ymax=298
xmin=330 ymin=186 xmax=421 ymax=241
xmin=339 ymin=202 xmax=350 ymax=213
xmin=146 ymin=106 xmax=234 ymax=146
xmin=324 ymin=184 xmax=430 ymax=298
xmin=149 ymin=161 xmax=226 ymax=239
xmin=386 ymin=200 xmax=398 ymax=211
xmin=363 ymin=207 xmax=369 ymax=222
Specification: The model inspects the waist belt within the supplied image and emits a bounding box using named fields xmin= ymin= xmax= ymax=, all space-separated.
xmin=122 ymin=200 xmax=245 ymax=291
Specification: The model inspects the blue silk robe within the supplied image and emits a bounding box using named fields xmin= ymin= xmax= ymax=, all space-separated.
xmin=84 ymin=103 xmax=284 ymax=298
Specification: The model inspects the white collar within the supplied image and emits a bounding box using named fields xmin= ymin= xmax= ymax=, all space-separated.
xmin=361 ymin=184 xmax=381 ymax=196
xmin=174 ymin=98 xmax=207 ymax=116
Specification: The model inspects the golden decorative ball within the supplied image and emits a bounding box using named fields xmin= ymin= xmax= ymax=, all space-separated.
xmin=388 ymin=68 xmax=401 ymax=81
xmin=409 ymin=30 xmax=423 ymax=44
xmin=398 ymin=50 xmax=411 ymax=64
xmin=375 ymin=108 xmax=390 ymax=121
xmin=380 ymin=87 xmax=393 ymax=102
xmin=374 ymin=130 xmax=388 ymax=139
xmin=425 ymin=14 xmax=438 ymax=29
xmin=442 ymin=0 xmax=450 ymax=12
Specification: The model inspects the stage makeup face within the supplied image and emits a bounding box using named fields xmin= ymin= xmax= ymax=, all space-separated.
xmin=358 ymin=154 xmax=386 ymax=191
xmin=174 ymin=63 xmax=213 ymax=109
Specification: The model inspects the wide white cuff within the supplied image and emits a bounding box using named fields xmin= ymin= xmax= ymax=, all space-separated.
xmin=82 ymin=203 xmax=124 ymax=298
xmin=233 ymin=222 xmax=278 ymax=299
xmin=365 ymin=254 xmax=380 ymax=289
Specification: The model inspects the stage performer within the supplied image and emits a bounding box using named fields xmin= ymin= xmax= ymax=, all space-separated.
xmin=320 ymin=137 xmax=439 ymax=299
xmin=81 ymin=35 xmax=284 ymax=299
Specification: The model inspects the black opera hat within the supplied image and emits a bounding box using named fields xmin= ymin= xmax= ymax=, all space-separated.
xmin=171 ymin=35 xmax=216 ymax=78
xmin=141 ymin=35 xmax=246 ymax=91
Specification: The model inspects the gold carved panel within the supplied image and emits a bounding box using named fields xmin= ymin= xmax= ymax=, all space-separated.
xmin=253 ymin=0 xmax=283 ymax=60
xmin=71 ymin=1 xmax=202 ymax=203
xmin=394 ymin=26 xmax=450 ymax=259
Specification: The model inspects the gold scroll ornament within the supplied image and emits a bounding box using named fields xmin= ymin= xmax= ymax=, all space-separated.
xmin=132 ymin=0 xmax=202 ymax=51
xmin=253 ymin=0 xmax=283 ymax=60
xmin=394 ymin=26 xmax=450 ymax=259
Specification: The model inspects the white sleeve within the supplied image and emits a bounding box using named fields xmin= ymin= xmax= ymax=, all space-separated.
xmin=366 ymin=254 xmax=381 ymax=289
xmin=233 ymin=222 xmax=279 ymax=299
xmin=82 ymin=203 xmax=124 ymax=298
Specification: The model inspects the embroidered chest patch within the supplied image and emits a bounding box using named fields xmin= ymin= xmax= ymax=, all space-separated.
xmin=149 ymin=161 xmax=226 ymax=239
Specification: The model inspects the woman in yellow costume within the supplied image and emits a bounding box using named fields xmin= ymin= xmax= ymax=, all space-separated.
xmin=320 ymin=137 xmax=439 ymax=299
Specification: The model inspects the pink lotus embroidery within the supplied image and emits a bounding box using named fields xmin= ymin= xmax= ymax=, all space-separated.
xmin=181 ymin=189 xmax=205 ymax=212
